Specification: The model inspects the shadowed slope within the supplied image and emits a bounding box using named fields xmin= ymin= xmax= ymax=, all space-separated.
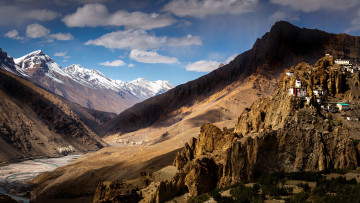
xmin=0 ymin=68 xmax=107 ymax=163
xmin=100 ymin=21 xmax=360 ymax=136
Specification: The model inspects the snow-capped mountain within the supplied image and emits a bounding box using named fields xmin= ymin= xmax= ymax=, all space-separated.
xmin=64 ymin=64 xmax=121 ymax=91
xmin=118 ymin=78 xmax=174 ymax=100
xmin=63 ymin=64 xmax=174 ymax=99
xmin=5 ymin=50 xmax=174 ymax=113
xmin=14 ymin=50 xmax=69 ymax=83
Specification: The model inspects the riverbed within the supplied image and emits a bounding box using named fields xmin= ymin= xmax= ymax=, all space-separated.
xmin=0 ymin=154 xmax=82 ymax=202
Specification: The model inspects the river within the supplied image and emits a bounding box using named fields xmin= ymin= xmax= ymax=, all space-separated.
xmin=0 ymin=154 xmax=82 ymax=202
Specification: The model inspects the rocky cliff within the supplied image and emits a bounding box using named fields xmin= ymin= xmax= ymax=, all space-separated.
xmin=98 ymin=56 xmax=360 ymax=202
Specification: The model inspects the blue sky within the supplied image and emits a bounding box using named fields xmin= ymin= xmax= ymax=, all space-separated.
xmin=1 ymin=0 xmax=360 ymax=86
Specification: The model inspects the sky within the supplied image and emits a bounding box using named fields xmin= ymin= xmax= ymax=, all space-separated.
xmin=1 ymin=0 xmax=360 ymax=86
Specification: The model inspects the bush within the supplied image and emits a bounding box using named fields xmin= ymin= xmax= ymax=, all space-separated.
xmin=188 ymin=193 xmax=210 ymax=203
xmin=337 ymin=118 xmax=342 ymax=126
xmin=285 ymin=192 xmax=310 ymax=203
xmin=328 ymin=114 xmax=333 ymax=121
xmin=298 ymin=183 xmax=310 ymax=192
xmin=228 ymin=183 xmax=264 ymax=203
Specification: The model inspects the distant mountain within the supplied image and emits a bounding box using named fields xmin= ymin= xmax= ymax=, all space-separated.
xmin=0 ymin=49 xmax=108 ymax=162
xmin=99 ymin=21 xmax=360 ymax=136
xmin=63 ymin=64 xmax=173 ymax=100
xmin=7 ymin=51 xmax=173 ymax=113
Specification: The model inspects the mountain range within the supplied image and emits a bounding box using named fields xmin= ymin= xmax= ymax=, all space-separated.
xmin=0 ymin=49 xmax=108 ymax=162
xmin=0 ymin=48 xmax=173 ymax=162
xmin=6 ymin=50 xmax=173 ymax=113
xmin=29 ymin=21 xmax=360 ymax=202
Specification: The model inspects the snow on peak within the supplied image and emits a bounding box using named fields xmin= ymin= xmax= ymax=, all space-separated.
xmin=14 ymin=50 xmax=69 ymax=79
xmin=11 ymin=50 xmax=174 ymax=100
xmin=63 ymin=64 xmax=173 ymax=98
xmin=64 ymin=64 xmax=119 ymax=91
xmin=30 ymin=50 xmax=44 ymax=55
xmin=124 ymin=78 xmax=174 ymax=98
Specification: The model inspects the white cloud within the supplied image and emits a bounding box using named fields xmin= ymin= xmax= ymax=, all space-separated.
xmin=54 ymin=51 xmax=67 ymax=57
xmin=85 ymin=29 xmax=166 ymax=50
xmin=269 ymin=10 xmax=300 ymax=22
xmin=186 ymin=60 xmax=220 ymax=72
xmin=50 ymin=33 xmax=74 ymax=40
xmin=54 ymin=0 xmax=109 ymax=5
xmin=99 ymin=60 xmax=126 ymax=67
xmin=62 ymin=3 xmax=175 ymax=30
xmin=347 ymin=9 xmax=360 ymax=33
xmin=0 ymin=6 xmax=59 ymax=25
xmin=85 ymin=29 xmax=202 ymax=50
xmin=54 ymin=51 xmax=70 ymax=59
xmin=4 ymin=29 xmax=24 ymax=40
xmin=26 ymin=9 xmax=60 ymax=21
xmin=26 ymin=23 xmax=50 ymax=38
xmin=167 ymin=34 xmax=202 ymax=46
xmin=130 ymin=49 xmax=178 ymax=64
xmin=25 ymin=23 xmax=73 ymax=41
xmin=163 ymin=0 xmax=258 ymax=18
xmin=128 ymin=63 xmax=135 ymax=68
xmin=270 ymin=0 xmax=359 ymax=12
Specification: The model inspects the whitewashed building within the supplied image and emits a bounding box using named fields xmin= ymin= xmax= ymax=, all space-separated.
xmin=289 ymin=88 xmax=307 ymax=98
xmin=337 ymin=103 xmax=350 ymax=111
xmin=335 ymin=59 xmax=350 ymax=65
xmin=347 ymin=117 xmax=359 ymax=121
xmin=295 ymin=79 xmax=302 ymax=88
xmin=286 ymin=72 xmax=295 ymax=76
xmin=313 ymin=89 xmax=325 ymax=96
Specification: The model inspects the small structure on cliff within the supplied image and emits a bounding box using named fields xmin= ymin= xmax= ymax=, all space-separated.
xmin=335 ymin=59 xmax=350 ymax=65
xmin=327 ymin=104 xmax=338 ymax=113
xmin=313 ymin=89 xmax=325 ymax=97
xmin=289 ymin=87 xmax=306 ymax=98
xmin=286 ymin=71 xmax=295 ymax=76
xmin=337 ymin=103 xmax=350 ymax=111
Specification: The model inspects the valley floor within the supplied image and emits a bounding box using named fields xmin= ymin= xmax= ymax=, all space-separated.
xmin=30 ymin=120 xmax=236 ymax=202
xmin=0 ymin=154 xmax=82 ymax=202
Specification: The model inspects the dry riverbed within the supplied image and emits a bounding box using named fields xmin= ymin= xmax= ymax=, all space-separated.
xmin=0 ymin=154 xmax=82 ymax=202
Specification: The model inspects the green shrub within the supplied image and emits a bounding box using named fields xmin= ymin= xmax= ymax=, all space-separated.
xmin=188 ymin=193 xmax=210 ymax=203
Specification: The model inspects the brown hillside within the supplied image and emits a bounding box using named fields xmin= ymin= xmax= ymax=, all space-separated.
xmin=99 ymin=21 xmax=360 ymax=136
xmin=0 ymin=68 xmax=107 ymax=163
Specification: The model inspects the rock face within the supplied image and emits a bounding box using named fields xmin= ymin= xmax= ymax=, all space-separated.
xmin=142 ymin=57 xmax=360 ymax=202
xmin=99 ymin=21 xmax=360 ymax=136
xmin=93 ymin=181 xmax=141 ymax=203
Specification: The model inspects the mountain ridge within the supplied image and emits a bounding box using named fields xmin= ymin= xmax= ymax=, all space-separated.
xmin=0 ymin=49 xmax=174 ymax=113
xmin=99 ymin=20 xmax=360 ymax=136
xmin=0 ymin=66 xmax=108 ymax=163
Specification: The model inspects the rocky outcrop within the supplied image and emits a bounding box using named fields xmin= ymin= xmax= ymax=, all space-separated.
xmin=93 ymin=181 xmax=141 ymax=203
xmin=152 ymin=114 xmax=358 ymax=201
xmin=142 ymin=57 xmax=360 ymax=202
xmin=0 ymin=48 xmax=22 ymax=75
